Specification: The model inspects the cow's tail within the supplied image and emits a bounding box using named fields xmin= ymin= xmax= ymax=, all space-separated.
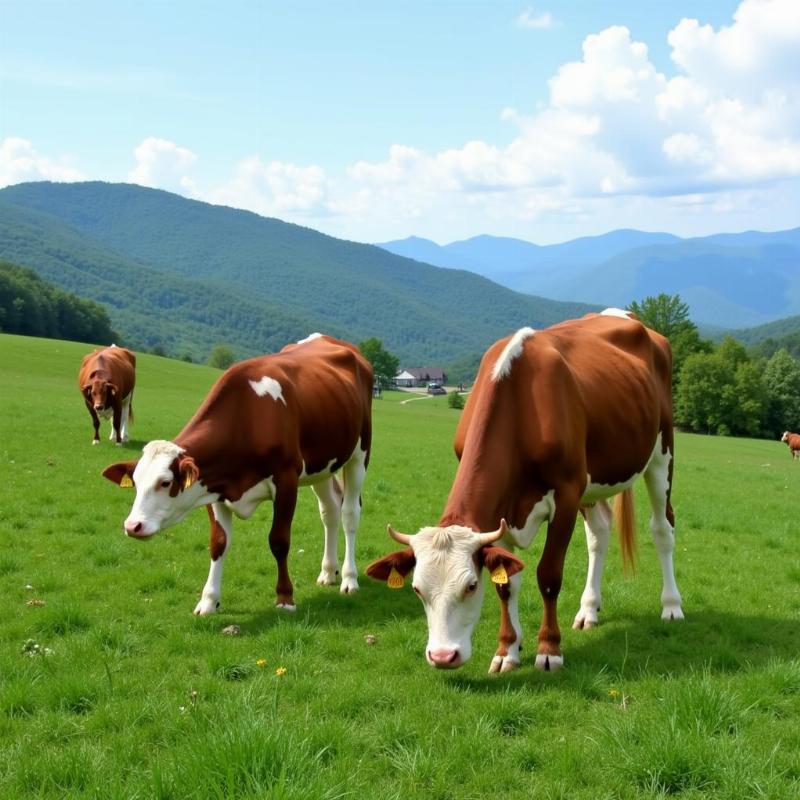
xmin=614 ymin=488 xmax=637 ymax=575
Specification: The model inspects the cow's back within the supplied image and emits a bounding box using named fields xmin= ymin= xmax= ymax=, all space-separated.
xmin=79 ymin=346 xmax=136 ymax=394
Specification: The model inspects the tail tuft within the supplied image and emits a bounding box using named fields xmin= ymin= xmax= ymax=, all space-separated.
xmin=614 ymin=488 xmax=637 ymax=575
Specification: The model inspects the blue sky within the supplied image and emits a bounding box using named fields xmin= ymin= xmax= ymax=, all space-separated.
xmin=2 ymin=1 xmax=798 ymax=243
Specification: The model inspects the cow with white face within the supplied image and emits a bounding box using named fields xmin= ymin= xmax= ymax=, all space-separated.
xmin=103 ymin=334 xmax=373 ymax=615
xmin=368 ymin=522 xmax=524 ymax=668
xmin=369 ymin=311 xmax=683 ymax=673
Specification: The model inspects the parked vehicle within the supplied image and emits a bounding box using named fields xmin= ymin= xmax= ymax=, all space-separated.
xmin=427 ymin=382 xmax=446 ymax=395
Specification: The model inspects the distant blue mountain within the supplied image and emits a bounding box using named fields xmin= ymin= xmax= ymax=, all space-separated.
xmin=377 ymin=227 xmax=800 ymax=328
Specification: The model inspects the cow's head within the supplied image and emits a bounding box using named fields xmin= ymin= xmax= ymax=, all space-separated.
xmin=102 ymin=440 xmax=212 ymax=538
xmin=781 ymin=431 xmax=790 ymax=443
xmin=367 ymin=520 xmax=524 ymax=669
xmin=83 ymin=373 xmax=118 ymax=412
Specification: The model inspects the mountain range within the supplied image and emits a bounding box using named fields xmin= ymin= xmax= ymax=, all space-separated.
xmin=378 ymin=228 xmax=800 ymax=329
xmin=0 ymin=182 xmax=593 ymax=364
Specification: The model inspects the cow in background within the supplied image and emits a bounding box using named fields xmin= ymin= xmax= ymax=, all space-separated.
xmin=78 ymin=345 xmax=136 ymax=445
xmin=103 ymin=334 xmax=373 ymax=615
xmin=368 ymin=310 xmax=683 ymax=673
xmin=781 ymin=431 xmax=800 ymax=459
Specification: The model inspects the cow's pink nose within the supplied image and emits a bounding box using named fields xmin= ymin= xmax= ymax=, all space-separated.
xmin=124 ymin=520 xmax=144 ymax=536
xmin=94 ymin=404 xmax=103 ymax=410
xmin=428 ymin=649 xmax=461 ymax=669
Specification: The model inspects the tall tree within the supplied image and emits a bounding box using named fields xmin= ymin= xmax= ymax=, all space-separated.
xmin=763 ymin=348 xmax=800 ymax=436
xmin=207 ymin=345 xmax=235 ymax=370
xmin=359 ymin=337 xmax=399 ymax=387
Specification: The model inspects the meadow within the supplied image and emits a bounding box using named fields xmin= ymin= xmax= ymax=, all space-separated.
xmin=1 ymin=332 xmax=799 ymax=799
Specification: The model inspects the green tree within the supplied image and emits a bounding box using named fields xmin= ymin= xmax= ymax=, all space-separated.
xmin=675 ymin=352 xmax=731 ymax=434
xmin=629 ymin=293 xmax=709 ymax=383
xmin=762 ymin=348 xmax=800 ymax=436
xmin=359 ymin=337 xmax=399 ymax=387
xmin=208 ymin=345 xmax=236 ymax=370
xmin=447 ymin=391 xmax=465 ymax=409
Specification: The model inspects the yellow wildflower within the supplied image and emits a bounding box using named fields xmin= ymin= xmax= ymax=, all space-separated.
xmin=256 ymin=659 xmax=267 ymax=668
xmin=609 ymin=688 xmax=620 ymax=698
xmin=275 ymin=667 xmax=287 ymax=676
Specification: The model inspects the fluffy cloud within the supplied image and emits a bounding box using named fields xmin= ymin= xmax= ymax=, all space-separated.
xmin=0 ymin=137 xmax=83 ymax=187
xmin=207 ymin=156 xmax=329 ymax=217
xmin=128 ymin=137 xmax=197 ymax=192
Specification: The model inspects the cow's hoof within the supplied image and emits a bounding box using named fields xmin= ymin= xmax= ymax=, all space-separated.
xmin=534 ymin=653 xmax=564 ymax=672
xmin=489 ymin=655 xmax=520 ymax=674
xmin=193 ymin=597 xmax=219 ymax=616
xmin=92 ymin=439 xmax=100 ymax=446
xmin=339 ymin=576 xmax=359 ymax=594
xmin=572 ymin=608 xmax=599 ymax=630
xmin=115 ymin=441 xmax=123 ymax=447
xmin=662 ymin=605 xmax=684 ymax=621
xmin=316 ymin=568 xmax=338 ymax=586
xmin=276 ymin=602 xmax=297 ymax=612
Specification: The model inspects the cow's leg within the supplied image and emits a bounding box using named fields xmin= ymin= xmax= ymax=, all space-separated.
xmin=339 ymin=446 xmax=367 ymax=594
xmin=572 ymin=501 xmax=612 ymax=630
xmin=111 ymin=403 xmax=123 ymax=445
xmin=194 ymin=503 xmax=233 ymax=616
xmin=535 ymin=493 xmax=579 ymax=672
xmin=644 ymin=443 xmax=684 ymax=621
xmin=312 ymin=476 xmax=343 ymax=586
xmin=88 ymin=405 xmax=101 ymax=444
xmin=270 ymin=475 xmax=298 ymax=610
xmin=119 ymin=399 xmax=131 ymax=443
xmin=489 ymin=569 xmax=523 ymax=673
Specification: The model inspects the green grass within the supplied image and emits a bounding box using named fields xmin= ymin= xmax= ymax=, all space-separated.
xmin=1 ymin=332 xmax=799 ymax=799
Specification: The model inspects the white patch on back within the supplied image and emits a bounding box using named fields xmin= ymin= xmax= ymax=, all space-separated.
xmin=600 ymin=307 xmax=633 ymax=319
xmin=491 ymin=327 xmax=536 ymax=382
xmin=297 ymin=332 xmax=324 ymax=344
xmin=249 ymin=376 xmax=286 ymax=404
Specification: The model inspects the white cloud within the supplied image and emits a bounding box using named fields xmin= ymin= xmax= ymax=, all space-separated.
xmin=128 ymin=137 xmax=197 ymax=192
xmin=0 ymin=137 xmax=83 ymax=187
xmin=207 ymin=156 xmax=329 ymax=217
xmin=516 ymin=8 xmax=555 ymax=30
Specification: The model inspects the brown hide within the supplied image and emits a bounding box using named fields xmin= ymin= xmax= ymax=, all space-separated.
xmin=440 ymin=313 xmax=672 ymax=533
xmin=173 ymin=335 xmax=373 ymax=504
xmin=78 ymin=346 xmax=136 ymax=441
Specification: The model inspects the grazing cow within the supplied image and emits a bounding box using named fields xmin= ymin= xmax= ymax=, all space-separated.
xmin=781 ymin=431 xmax=800 ymax=459
xmin=368 ymin=310 xmax=683 ymax=673
xmin=78 ymin=345 xmax=136 ymax=445
xmin=102 ymin=334 xmax=372 ymax=614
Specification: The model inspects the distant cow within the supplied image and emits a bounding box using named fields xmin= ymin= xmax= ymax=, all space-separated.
xmin=102 ymin=334 xmax=373 ymax=615
xmin=368 ymin=310 xmax=683 ymax=673
xmin=78 ymin=345 xmax=136 ymax=445
xmin=781 ymin=431 xmax=800 ymax=459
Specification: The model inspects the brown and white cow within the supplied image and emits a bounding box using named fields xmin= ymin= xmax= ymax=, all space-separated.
xmin=368 ymin=309 xmax=683 ymax=672
xmin=781 ymin=431 xmax=800 ymax=459
xmin=102 ymin=334 xmax=373 ymax=614
xmin=78 ymin=345 xmax=136 ymax=445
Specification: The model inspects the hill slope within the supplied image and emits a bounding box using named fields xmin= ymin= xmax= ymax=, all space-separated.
xmin=0 ymin=182 xmax=595 ymax=362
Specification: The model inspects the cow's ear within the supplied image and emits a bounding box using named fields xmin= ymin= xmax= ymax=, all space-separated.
xmin=366 ymin=549 xmax=416 ymax=588
xmin=108 ymin=383 xmax=118 ymax=397
xmin=478 ymin=546 xmax=525 ymax=585
xmin=102 ymin=461 xmax=137 ymax=488
xmin=178 ymin=454 xmax=200 ymax=490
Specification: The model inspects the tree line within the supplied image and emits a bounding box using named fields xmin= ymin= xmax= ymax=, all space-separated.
xmin=631 ymin=294 xmax=798 ymax=438
xmin=0 ymin=260 xmax=117 ymax=345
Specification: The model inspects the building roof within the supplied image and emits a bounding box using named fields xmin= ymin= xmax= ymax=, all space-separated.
xmin=400 ymin=367 xmax=446 ymax=381
xmin=395 ymin=370 xmax=416 ymax=381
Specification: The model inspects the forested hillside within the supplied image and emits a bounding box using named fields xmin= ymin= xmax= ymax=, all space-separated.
xmin=0 ymin=182 xmax=595 ymax=363
xmin=0 ymin=260 xmax=116 ymax=344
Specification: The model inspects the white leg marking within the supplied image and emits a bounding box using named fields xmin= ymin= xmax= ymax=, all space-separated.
xmin=488 ymin=570 xmax=524 ymax=673
xmin=120 ymin=400 xmax=130 ymax=443
xmin=194 ymin=503 xmax=233 ymax=616
xmin=312 ymin=477 xmax=342 ymax=586
xmin=643 ymin=446 xmax=684 ymax=621
xmin=573 ymin=501 xmax=612 ymax=630
xmin=339 ymin=446 xmax=367 ymax=594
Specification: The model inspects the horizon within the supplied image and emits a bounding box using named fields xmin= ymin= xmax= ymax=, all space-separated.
xmin=2 ymin=0 xmax=799 ymax=244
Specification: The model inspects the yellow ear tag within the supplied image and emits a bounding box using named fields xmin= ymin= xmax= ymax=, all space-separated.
xmin=387 ymin=567 xmax=405 ymax=589
xmin=183 ymin=474 xmax=194 ymax=490
xmin=120 ymin=474 xmax=133 ymax=489
xmin=490 ymin=565 xmax=509 ymax=585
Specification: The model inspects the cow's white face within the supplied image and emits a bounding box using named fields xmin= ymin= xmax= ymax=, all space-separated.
xmin=411 ymin=526 xmax=487 ymax=668
xmin=782 ymin=431 xmax=789 ymax=442
xmin=367 ymin=521 xmax=523 ymax=670
xmin=104 ymin=440 xmax=213 ymax=538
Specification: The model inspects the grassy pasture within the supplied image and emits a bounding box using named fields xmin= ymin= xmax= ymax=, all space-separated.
xmin=1 ymin=332 xmax=799 ymax=799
